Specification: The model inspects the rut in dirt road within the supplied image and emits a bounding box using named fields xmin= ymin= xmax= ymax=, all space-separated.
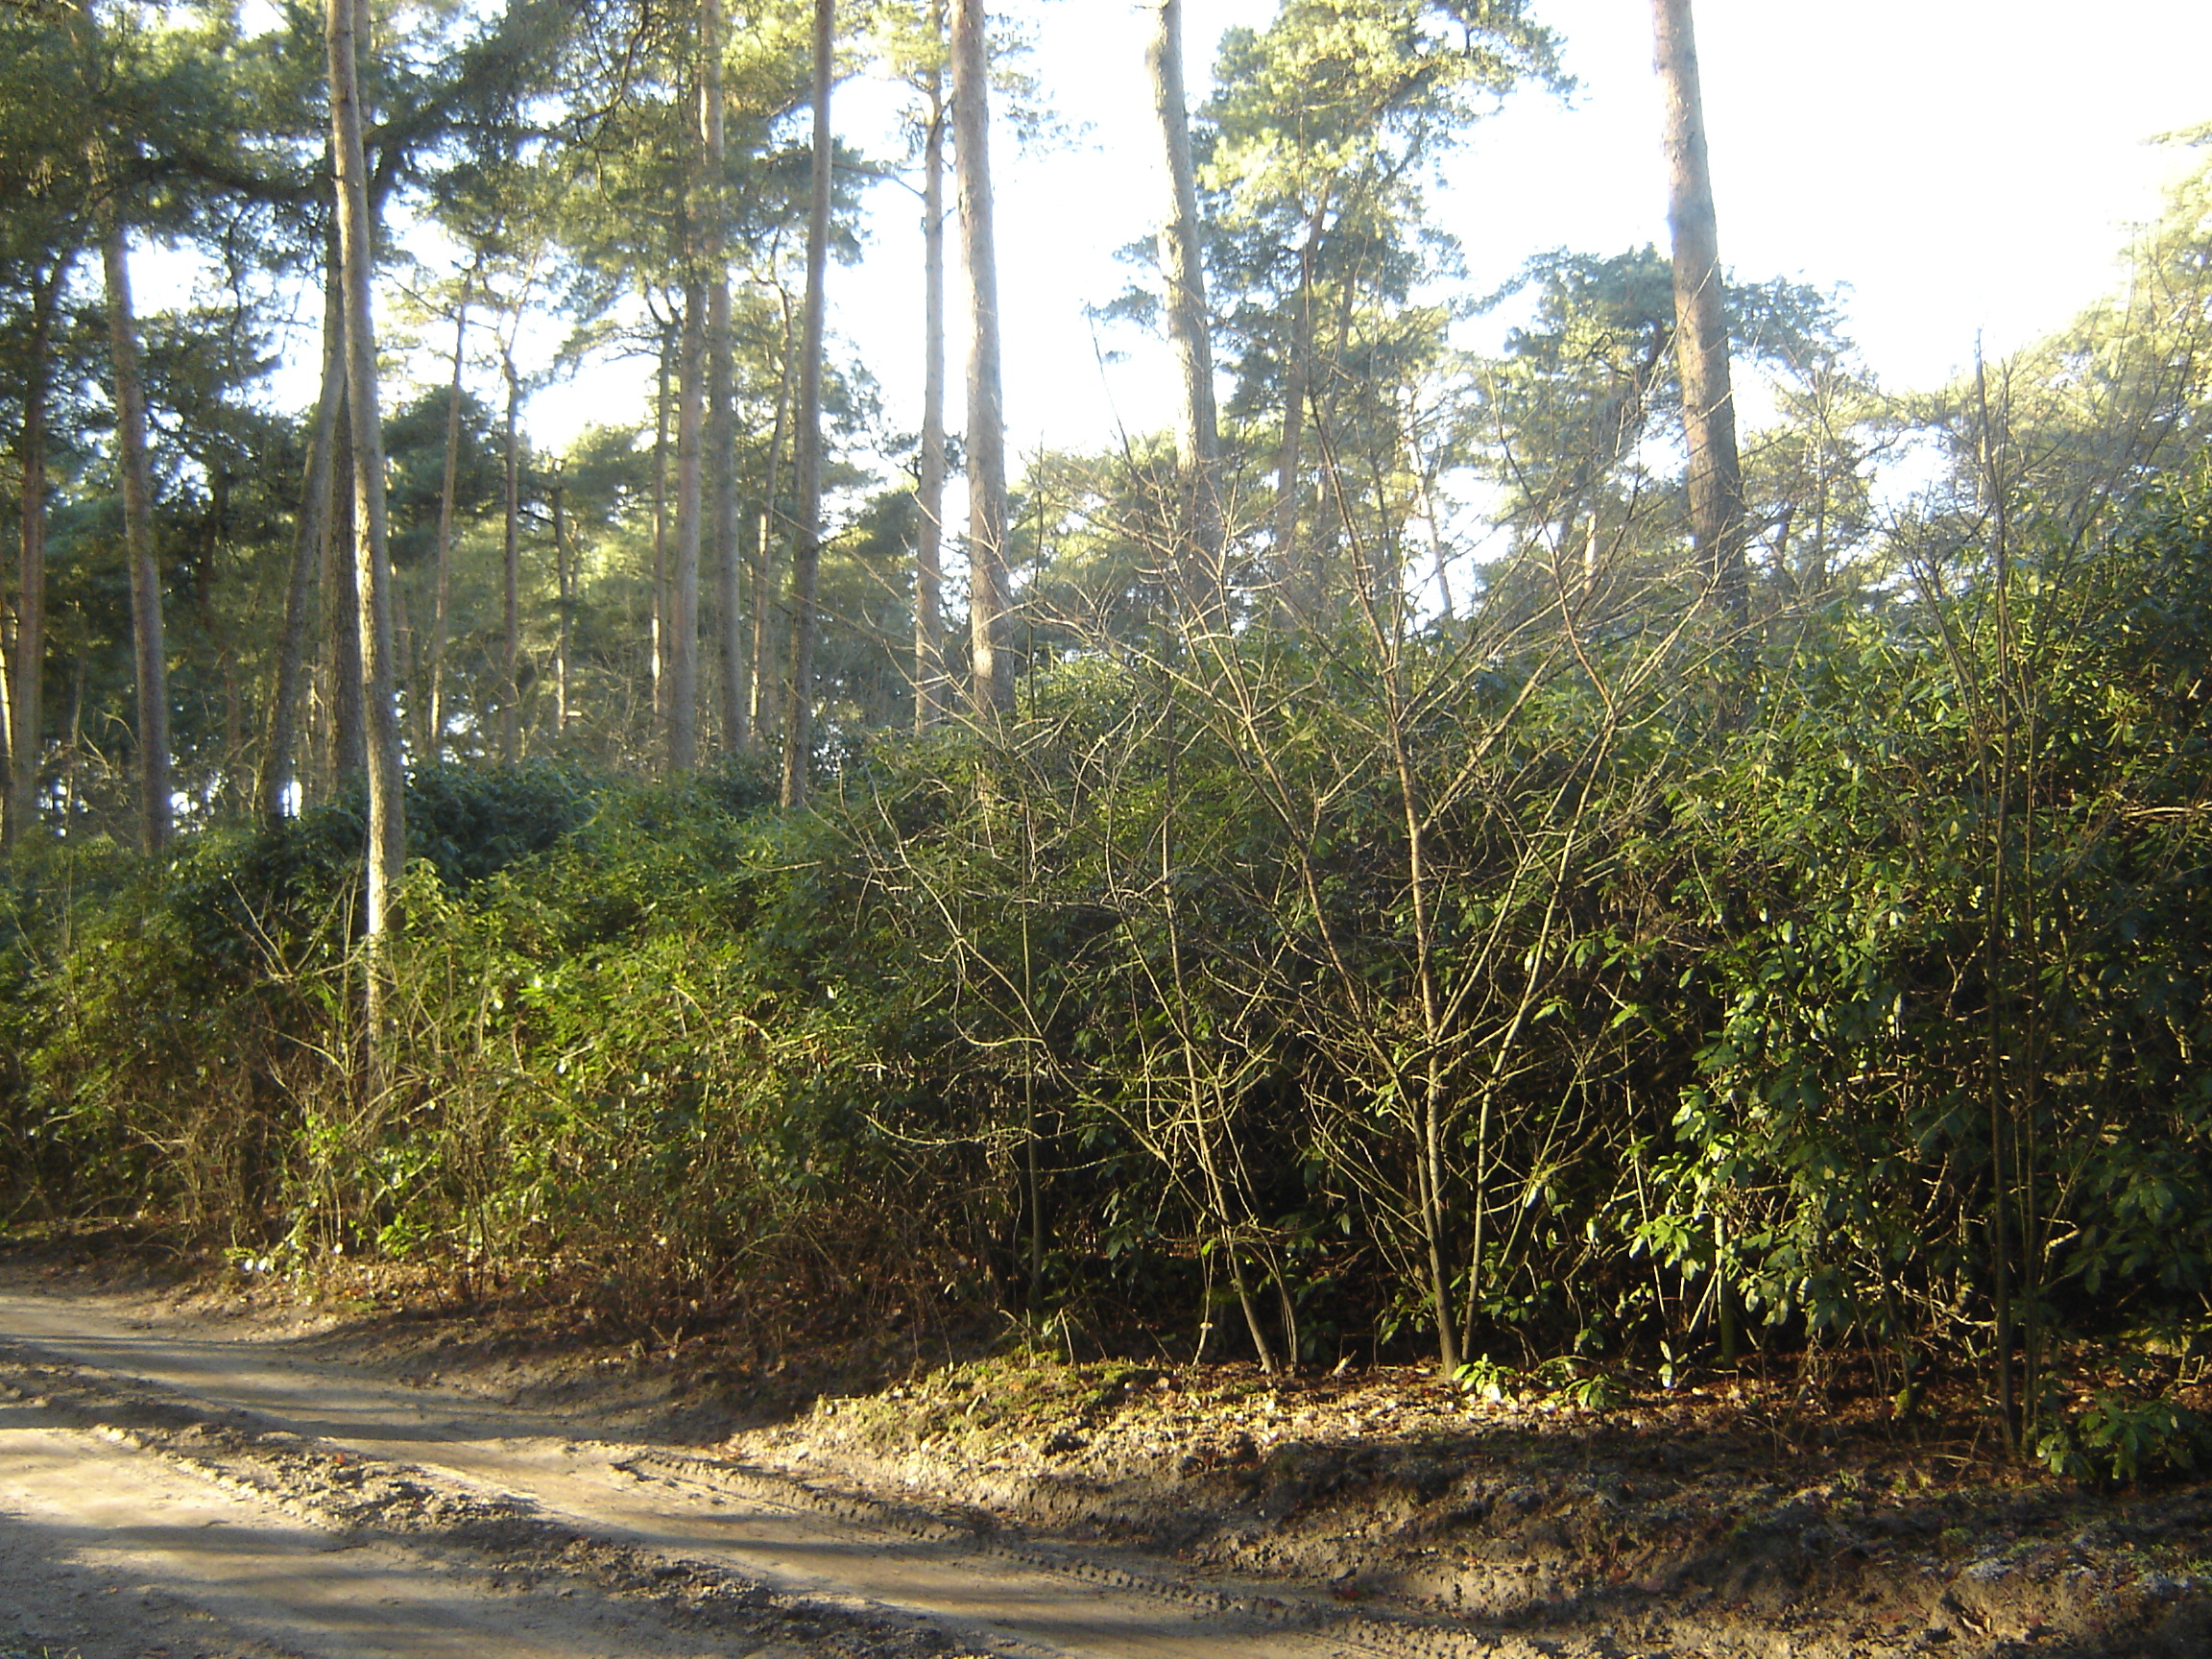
xmin=0 ymin=1402 xmax=736 ymax=1659
xmin=0 ymin=1282 xmax=1492 ymax=1659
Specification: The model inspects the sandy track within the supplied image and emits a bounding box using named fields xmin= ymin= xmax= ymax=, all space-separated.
xmin=0 ymin=1407 xmax=704 ymax=1659
xmin=0 ymin=1283 xmax=1461 ymax=1659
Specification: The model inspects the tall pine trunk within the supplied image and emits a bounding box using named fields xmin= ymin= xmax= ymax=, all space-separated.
xmin=426 ymin=269 xmax=470 ymax=763
xmin=1274 ymin=197 xmax=1328 ymax=624
xmin=751 ymin=291 xmax=793 ymax=750
xmin=6 ymin=253 xmax=67 ymax=847
xmin=323 ymin=397 xmax=366 ymax=786
xmin=952 ymin=0 xmax=1010 ymax=714
xmin=1146 ymin=0 xmax=1223 ymax=612
xmin=670 ymin=282 xmax=705 ymax=771
xmin=328 ymin=0 xmax=406 ymax=977
xmin=552 ymin=471 xmax=571 ymax=733
xmin=913 ymin=0 xmax=948 ymax=731
xmin=650 ymin=311 xmax=675 ymax=739
xmin=703 ymin=0 xmax=746 ymax=753
xmin=781 ymin=0 xmax=832 ymax=806
xmin=1651 ymin=0 xmax=1747 ymax=626
xmin=264 ymin=239 xmax=345 ymax=824
xmin=98 ymin=199 xmax=172 ymax=854
xmin=499 ymin=343 xmax=523 ymax=764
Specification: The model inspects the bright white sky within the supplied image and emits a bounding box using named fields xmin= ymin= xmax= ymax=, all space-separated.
xmin=166 ymin=1 xmax=2212 ymax=472
xmin=677 ymin=0 xmax=2205 ymax=479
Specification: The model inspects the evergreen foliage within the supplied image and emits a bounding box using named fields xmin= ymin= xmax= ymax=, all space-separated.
xmin=3 ymin=456 xmax=2207 ymax=1404
xmin=3 ymin=2 xmax=2211 ymax=1452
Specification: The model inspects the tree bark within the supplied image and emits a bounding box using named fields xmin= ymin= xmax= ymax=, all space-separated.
xmin=670 ymin=281 xmax=704 ymax=771
xmin=650 ymin=310 xmax=674 ymax=740
xmin=427 ymin=268 xmax=470 ymax=764
xmin=1274 ymin=197 xmax=1328 ymax=625
xmin=499 ymin=342 xmax=523 ymax=764
xmin=264 ymin=239 xmax=345 ymax=824
xmin=1 ymin=578 xmax=12 ymax=831
xmin=323 ymin=396 xmax=366 ymax=787
xmin=6 ymin=253 xmax=68 ymax=848
xmin=552 ymin=469 xmax=571 ymax=733
xmin=1146 ymin=0 xmax=1223 ymax=613
xmin=328 ymin=0 xmax=406 ymax=955
xmin=1651 ymin=0 xmax=1747 ymax=626
xmin=781 ymin=0 xmax=832 ymax=807
xmin=752 ymin=288 xmax=793 ymax=749
xmin=952 ymin=0 xmax=1010 ymax=715
xmin=702 ymin=0 xmax=746 ymax=754
xmin=1 ymin=571 xmax=11 ymax=833
xmin=913 ymin=0 xmax=948 ymax=732
xmin=98 ymin=200 xmax=173 ymax=854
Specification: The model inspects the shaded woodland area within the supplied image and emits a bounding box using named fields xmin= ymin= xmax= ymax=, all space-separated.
xmin=4 ymin=0 xmax=2211 ymax=1481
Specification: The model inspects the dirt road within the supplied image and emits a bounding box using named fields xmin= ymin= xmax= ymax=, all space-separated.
xmin=0 ymin=1277 xmax=1466 ymax=1659
xmin=7 ymin=1267 xmax=2210 ymax=1659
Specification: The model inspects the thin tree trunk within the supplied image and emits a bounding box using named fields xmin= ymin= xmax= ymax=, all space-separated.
xmin=328 ymin=0 xmax=406 ymax=966
xmin=324 ymin=397 xmax=366 ymax=785
xmin=427 ymin=268 xmax=470 ymax=765
xmin=552 ymin=470 xmax=570 ymax=732
xmin=1389 ymin=721 xmax=1459 ymax=1379
xmin=650 ymin=311 xmax=674 ymax=742
xmin=98 ymin=201 xmax=172 ymax=854
xmin=6 ymin=253 xmax=67 ymax=847
xmin=499 ymin=343 xmax=523 ymax=764
xmin=913 ymin=0 xmax=948 ymax=732
xmin=781 ymin=0 xmax=832 ymax=807
xmin=703 ymin=0 xmax=746 ymax=753
xmin=1 ymin=574 xmax=11 ymax=832
xmin=1 ymin=564 xmax=12 ymax=827
xmin=1651 ymin=0 xmax=1747 ymax=626
xmin=389 ymin=577 xmax=411 ymax=784
xmin=1274 ymin=198 xmax=1327 ymax=624
xmin=62 ymin=652 xmax=85 ymax=833
xmin=1407 ymin=422 xmax=1456 ymax=620
xmin=751 ymin=290 xmax=793 ymax=748
xmin=265 ymin=243 xmax=345 ymax=824
xmin=1146 ymin=0 xmax=1223 ymax=613
xmin=1978 ymin=355 xmax=2019 ymax=1453
xmin=670 ymin=281 xmax=704 ymax=771
xmin=952 ymin=0 xmax=1010 ymax=714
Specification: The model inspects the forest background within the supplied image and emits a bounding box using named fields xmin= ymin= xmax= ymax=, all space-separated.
xmin=3 ymin=0 xmax=2211 ymax=1479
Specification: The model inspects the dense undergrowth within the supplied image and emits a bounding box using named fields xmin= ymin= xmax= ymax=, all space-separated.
xmin=4 ymin=459 xmax=2210 ymax=1469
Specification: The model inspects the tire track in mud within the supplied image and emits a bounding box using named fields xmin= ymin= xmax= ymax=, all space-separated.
xmin=0 ymin=1286 xmax=1531 ymax=1659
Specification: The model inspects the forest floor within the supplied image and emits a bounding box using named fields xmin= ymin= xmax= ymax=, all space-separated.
xmin=0 ymin=1234 xmax=2208 ymax=1659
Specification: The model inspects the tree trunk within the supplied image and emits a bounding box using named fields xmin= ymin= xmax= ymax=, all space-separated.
xmin=703 ymin=0 xmax=746 ymax=754
xmin=913 ymin=0 xmax=948 ymax=732
xmin=650 ymin=311 xmax=674 ymax=740
xmin=323 ymin=397 xmax=366 ymax=786
xmin=499 ymin=343 xmax=523 ymax=764
xmin=98 ymin=202 xmax=173 ymax=854
xmin=328 ymin=0 xmax=406 ymax=959
xmin=781 ymin=0 xmax=832 ymax=807
xmin=264 ymin=241 xmax=344 ymax=825
xmin=752 ymin=289 xmax=793 ymax=749
xmin=552 ymin=469 xmax=571 ymax=732
xmin=952 ymin=0 xmax=1010 ymax=715
xmin=427 ymin=268 xmax=470 ymax=764
xmin=1146 ymin=0 xmax=1223 ymax=613
xmin=1 ymin=576 xmax=11 ymax=835
xmin=1650 ymin=0 xmax=1747 ymax=626
xmin=1274 ymin=197 xmax=1328 ymax=625
xmin=670 ymin=281 xmax=704 ymax=771
xmin=1 ymin=580 xmax=12 ymax=833
xmin=6 ymin=253 xmax=67 ymax=848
